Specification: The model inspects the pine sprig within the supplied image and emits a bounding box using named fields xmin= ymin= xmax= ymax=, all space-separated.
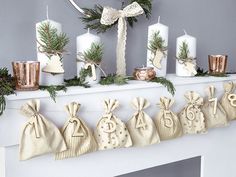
xmin=39 ymin=85 xmax=67 ymax=103
xmin=81 ymin=0 xmax=152 ymax=33
xmin=37 ymin=22 xmax=69 ymax=56
xmin=178 ymin=41 xmax=189 ymax=59
xmin=83 ymin=43 xmax=103 ymax=63
xmin=0 ymin=68 xmax=15 ymax=116
xmin=149 ymin=77 xmax=176 ymax=96
xmin=148 ymin=31 xmax=167 ymax=54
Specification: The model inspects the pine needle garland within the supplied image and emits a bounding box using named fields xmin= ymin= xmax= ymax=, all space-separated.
xmin=149 ymin=77 xmax=176 ymax=96
xmin=99 ymin=74 xmax=127 ymax=85
xmin=37 ymin=22 xmax=69 ymax=57
xmin=39 ymin=85 xmax=67 ymax=103
xmin=0 ymin=68 xmax=15 ymax=116
xmin=81 ymin=0 xmax=152 ymax=33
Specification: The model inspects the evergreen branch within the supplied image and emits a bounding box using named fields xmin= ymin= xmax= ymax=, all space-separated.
xmin=178 ymin=41 xmax=189 ymax=60
xmin=37 ymin=22 xmax=69 ymax=56
xmin=64 ymin=77 xmax=90 ymax=88
xmin=39 ymin=85 xmax=67 ymax=103
xmin=148 ymin=31 xmax=167 ymax=54
xmin=83 ymin=43 xmax=103 ymax=63
xmin=0 ymin=67 xmax=15 ymax=116
xmin=149 ymin=77 xmax=176 ymax=96
xmin=99 ymin=74 xmax=127 ymax=85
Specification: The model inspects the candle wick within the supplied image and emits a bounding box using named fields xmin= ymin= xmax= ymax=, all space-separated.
xmin=158 ymin=16 xmax=160 ymax=23
xmin=46 ymin=5 xmax=49 ymax=20
xmin=183 ymin=29 xmax=187 ymax=35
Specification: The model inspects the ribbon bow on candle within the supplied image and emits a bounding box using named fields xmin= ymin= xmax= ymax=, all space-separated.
xmin=100 ymin=2 xmax=144 ymax=76
xmin=177 ymin=57 xmax=197 ymax=75
xmin=77 ymin=53 xmax=107 ymax=81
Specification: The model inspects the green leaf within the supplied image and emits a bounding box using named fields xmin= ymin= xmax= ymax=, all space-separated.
xmin=149 ymin=77 xmax=176 ymax=96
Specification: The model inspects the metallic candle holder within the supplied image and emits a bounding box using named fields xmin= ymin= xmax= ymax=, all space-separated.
xmin=133 ymin=67 xmax=156 ymax=81
xmin=208 ymin=55 xmax=227 ymax=75
xmin=12 ymin=61 xmax=40 ymax=91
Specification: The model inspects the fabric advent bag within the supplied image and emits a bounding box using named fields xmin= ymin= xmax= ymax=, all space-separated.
xmin=19 ymin=99 xmax=67 ymax=160
xmin=202 ymin=86 xmax=228 ymax=128
xmin=179 ymin=91 xmax=207 ymax=134
xmin=55 ymin=102 xmax=97 ymax=160
xmin=94 ymin=99 xmax=132 ymax=150
xmin=126 ymin=97 xmax=160 ymax=147
xmin=155 ymin=97 xmax=183 ymax=140
xmin=220 ymin=81 xmax=236 ymax=121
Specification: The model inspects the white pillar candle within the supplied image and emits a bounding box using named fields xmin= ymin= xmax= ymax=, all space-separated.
xmin=36 ymin=7 xmax=64 ymax=85
xmin=76 ymin=29 xmax=101 ymax=84
xmin=176 ymin=30 xmax=197 ymax=77
xmin=147 ymin=17 xmax=169 ymax=77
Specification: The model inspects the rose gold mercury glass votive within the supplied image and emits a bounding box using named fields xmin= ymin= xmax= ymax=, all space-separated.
xmin=133 ymin=67 xmax=156 ymax=81
xmin=12 ymin=61 xmax=40 ymax=91
xmin=208 ymin=55 xmax=227 ymax=75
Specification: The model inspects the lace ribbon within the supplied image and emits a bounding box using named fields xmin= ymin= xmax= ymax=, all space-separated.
xmin=100 ymin=2 xmax=144 ymax=76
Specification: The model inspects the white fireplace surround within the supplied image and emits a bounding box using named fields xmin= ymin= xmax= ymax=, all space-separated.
xmin=0 ymin=74 xmax=236 ymax=177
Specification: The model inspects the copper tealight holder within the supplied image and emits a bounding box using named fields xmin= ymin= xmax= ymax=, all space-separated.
xmin=12 ymin=61 xmax=40 ymax=91
xmin=208 ymin=55 xmax=227 ymax=75
xmin=133 ymin=67 xmax=156 ymax=81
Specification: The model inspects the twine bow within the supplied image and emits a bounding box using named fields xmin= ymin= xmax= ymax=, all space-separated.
xmin=100 ymin=2 xmax=144 ymax=76
xmin=177 ymin=57 xmax=197 ymax=75
xmin=158 ymin=97 xmax=175 ymax=128
xmin=132 ymin=97 xmax=149 ymax=130
xmin=77 ymin=53 xmax=107 ymax=81
xmin=184 ymin=91 xmax=203 ymax=121
xmin=63 ymin=102 xmax=84 ymax=137
xmin=20 ymin=99 xmax=42 ymax=138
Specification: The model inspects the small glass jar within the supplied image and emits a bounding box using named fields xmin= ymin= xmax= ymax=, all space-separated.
xmin=12 ymin=61 xmax=40 ymax=91
xmin=133 ymin=67 xmax=156 ymax=81
xmin=208 ymin=55 xmax=227 ymax=75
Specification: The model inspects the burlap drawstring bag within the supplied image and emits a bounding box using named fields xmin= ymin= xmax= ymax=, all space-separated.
xmin=126 ymin=97 xmax=160 ymax=147
xmin=94 ymin=99 xmax=132 ymax=150
xmin=155 ymin=97 xmax=183 ymax=140
xmin=19 ymin=99 xmax=67 ymax=161
xmin=55 ymin=102 xmax=97 ymax=160
xmin=202 ymin=86 xmax=228 ymax=128
xmin=179 ymin=91 xmax=207 ymax=134
xmin=220 ymin=81 xmax=236 ymax=121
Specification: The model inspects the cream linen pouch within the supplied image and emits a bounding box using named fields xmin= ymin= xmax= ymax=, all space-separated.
xmin=55 ymin=102 xmax=97 ymax=160
xmin=19 ymin=99 xmax=67 ymax=160
xmin=220 ymin=81 xmax=236 ymax=121
xmin=202 ymin=86 xmax=228 ymax=128
xmin=155 ymin=97 xmax=182 ymax=140
xmin=126 ymin=97 xmax=160 ymax=147
xmin=179 ymin=91 xmax=207 ymax=134
xmin=94 ymin=99 xmax=132 ymax=150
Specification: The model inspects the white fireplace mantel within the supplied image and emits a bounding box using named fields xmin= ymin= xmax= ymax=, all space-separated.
xmin=0 ymin=74 xmax=236 ymax=177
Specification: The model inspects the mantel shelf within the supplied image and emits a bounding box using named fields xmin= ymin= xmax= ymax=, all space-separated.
xmin=6 ymin=74 xmax=236 ymax=101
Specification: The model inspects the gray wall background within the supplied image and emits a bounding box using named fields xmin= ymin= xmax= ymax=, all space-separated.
xmin=0 ymin=0 xmax=236 ymax=78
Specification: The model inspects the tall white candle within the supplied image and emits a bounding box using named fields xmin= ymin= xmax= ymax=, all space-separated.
xmin=36 ymin=7 xmax=64 ymax=85
xmin=76 ymin=29 xmax=101 ymax=84
xmin=147 ymin=16 xmax=169 ymax=77
xmin=176 ymin=30 xmax=197 ymax=77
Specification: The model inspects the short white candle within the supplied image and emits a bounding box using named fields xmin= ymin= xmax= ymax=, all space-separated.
xmin=76 ymin=29 xmax=101 ymax=84
xmin=147 ymin=16 xmax=169 ymax=77
xmin=176 ymin=30 xmax=197 ymax=77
